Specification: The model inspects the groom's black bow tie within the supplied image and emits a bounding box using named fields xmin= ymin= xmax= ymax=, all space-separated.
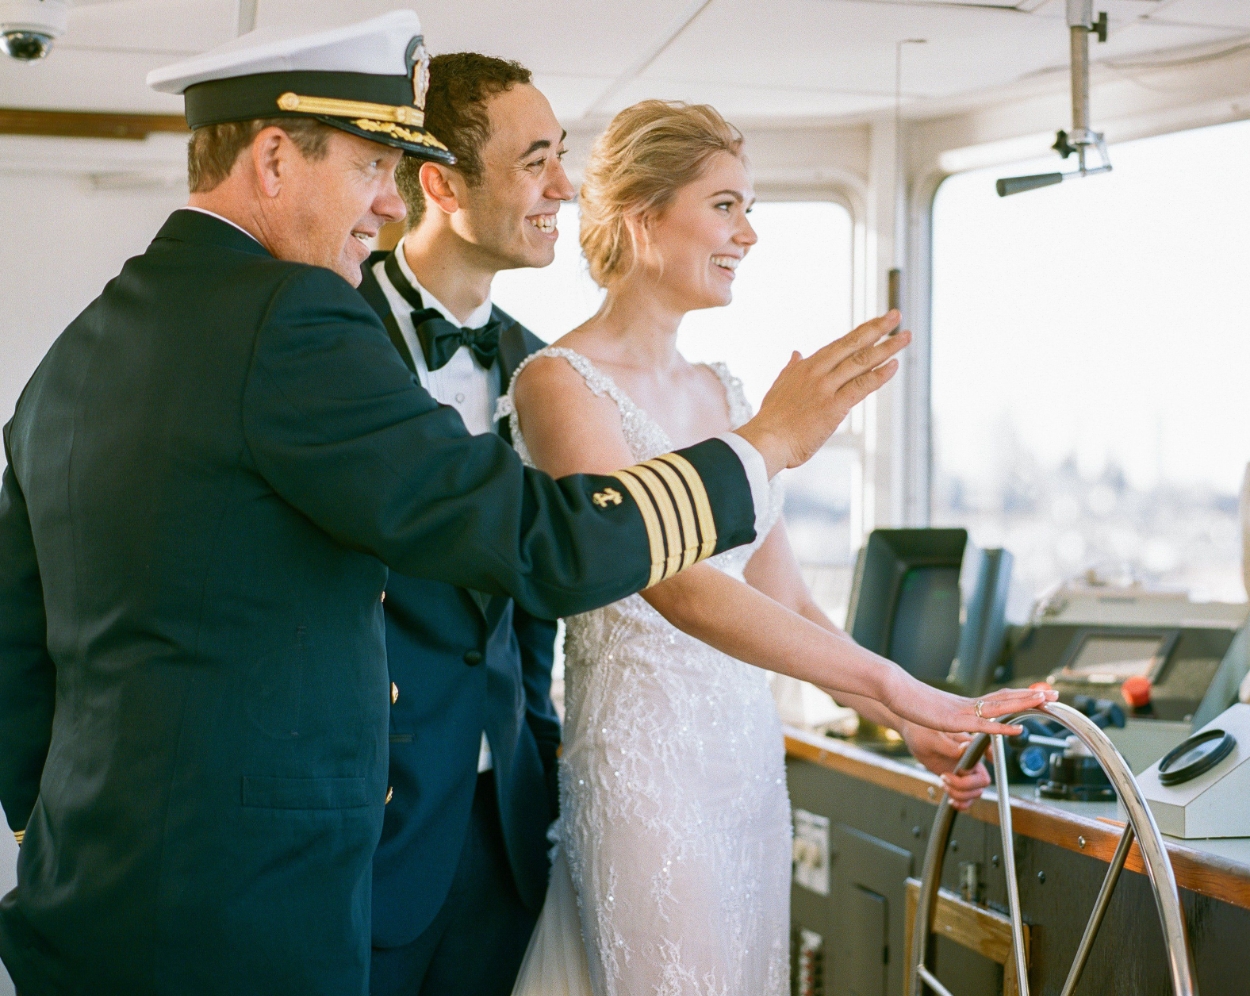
xmin=383 ymin=248 xmax=501 ymax=371
xmin=411 ymin=310 xmax=503 ymax=371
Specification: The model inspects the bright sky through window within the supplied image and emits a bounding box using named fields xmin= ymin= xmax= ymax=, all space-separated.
xmin=932 ymin=118 xmax=1250 ymax=610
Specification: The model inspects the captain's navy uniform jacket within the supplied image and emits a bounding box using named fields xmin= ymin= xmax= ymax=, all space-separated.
xmin=355 ymin=252 xmax=561 ymax=947
xmin=0 ymin=210 xmax=756 ymax=996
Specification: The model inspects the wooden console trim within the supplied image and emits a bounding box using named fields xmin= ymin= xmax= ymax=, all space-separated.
xmin=785 ymin=728 xmax=1250 ymax=912
xmin=904 ymin=878 xmax=1031 ymax=996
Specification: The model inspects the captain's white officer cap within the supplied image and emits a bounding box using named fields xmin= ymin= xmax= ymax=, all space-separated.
xmin=147 ymin=10 xmax=453 ymax=163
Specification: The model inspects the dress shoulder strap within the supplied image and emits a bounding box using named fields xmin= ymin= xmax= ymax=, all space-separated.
xmin=705 ymin=361 xmax=753 ymax=429
xmin=495 ymin=346 xmax=653 ymax=467
xmin=495 ymin=346 xmax=639 ymax=423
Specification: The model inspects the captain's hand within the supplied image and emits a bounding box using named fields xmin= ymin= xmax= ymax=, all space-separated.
xmin=736 ymin=311 xmax=910 ymax=477
xmin=885 ymin=672 xmax=1057 ymax=737
xmin=901 ymin=724 xmax=990 ymax=812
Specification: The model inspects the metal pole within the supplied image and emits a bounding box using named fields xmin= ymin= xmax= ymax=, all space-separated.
xmin=1058 ymin=825 xmax=1136 ymax=996
xmin=1069 ymin=23 xmax=1089 ymax=136
xmin=1067 ymin=0 xmax=1093 ymax=172
xmin=993 ymin=735 xmax=1031 ymax=996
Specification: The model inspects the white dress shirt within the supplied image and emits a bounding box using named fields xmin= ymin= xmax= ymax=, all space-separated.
xmin=373 ymin=236 xmax=501 ymax=436
xmin=373 ymin=237 xmax=498 ymax=773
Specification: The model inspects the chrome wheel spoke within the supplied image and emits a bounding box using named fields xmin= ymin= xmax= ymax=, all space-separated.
xmin=1058 ymin=825 xmax=1135 ymax=996
xmin=918 ymin=964 xmax=957 ymax=996
xmin=993 ymin=734 xmax=1031 ymax=996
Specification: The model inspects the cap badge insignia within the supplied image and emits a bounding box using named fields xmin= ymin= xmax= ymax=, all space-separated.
xmin=406 ymin=35 xmax=430 ymax=112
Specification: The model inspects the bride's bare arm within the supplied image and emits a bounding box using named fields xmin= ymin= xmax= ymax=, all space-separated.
xmin=740 ymin=521 xmax=900 ymax=724
xmin=740 ymin=520 xmax=994 ymax=807
xmin=513 ymin=358 xmax=1053 ymax=736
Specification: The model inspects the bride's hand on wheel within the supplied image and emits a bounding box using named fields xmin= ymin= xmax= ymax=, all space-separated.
xmin=900 ymin=724 xmax=990 ymax=812
xmin=886 ymin=675 xmax=1058 ymax=737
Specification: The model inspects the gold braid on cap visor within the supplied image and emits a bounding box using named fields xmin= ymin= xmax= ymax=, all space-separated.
xmin=275 ymin=92 xmax=450 ymax=150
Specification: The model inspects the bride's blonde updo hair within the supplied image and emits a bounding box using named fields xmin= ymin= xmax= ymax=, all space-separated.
xmin=579 ymin=100 xmax=745 ymax=287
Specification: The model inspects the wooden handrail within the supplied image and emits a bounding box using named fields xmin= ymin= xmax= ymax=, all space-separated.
xmin=0 ymin=108 xmax=187 ymax=140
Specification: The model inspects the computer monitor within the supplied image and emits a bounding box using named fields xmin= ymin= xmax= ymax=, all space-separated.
xmin=846 ymin=529 xmax=969 ymax=687
xmin=951 ymin=547 xmax=1014 ymax=695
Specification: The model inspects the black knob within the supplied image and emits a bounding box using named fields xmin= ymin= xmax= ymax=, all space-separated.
xmin=463 ymin=650 xmax=484 ymax=666
xmin=1092 ymin=11 xmax=1108 ymax=43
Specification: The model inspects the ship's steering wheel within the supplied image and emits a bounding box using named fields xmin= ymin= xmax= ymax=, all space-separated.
xmin=907 ymin=701 xmax=1198 ymax=996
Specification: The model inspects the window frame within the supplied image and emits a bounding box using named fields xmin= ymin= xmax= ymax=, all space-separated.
xmin=746 ymin=183 xmax=878 ymax=591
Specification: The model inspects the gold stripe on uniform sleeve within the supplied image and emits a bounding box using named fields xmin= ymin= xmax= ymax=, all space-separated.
xmin=611 ymin=469 xmax=665 ymax=588
xmin=630 ymin=464 xmax=683 ymax=581
xmin=13 ymin=829 xmax=24 ymax=846
xmin=643 ymin=458 xmax=700 ymax=573
xmin=655 ymin=453 xmax=717 ymax=561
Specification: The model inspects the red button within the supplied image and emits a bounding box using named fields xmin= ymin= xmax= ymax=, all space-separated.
xmin=1122 ymin=675 xmax=1152 ymax=708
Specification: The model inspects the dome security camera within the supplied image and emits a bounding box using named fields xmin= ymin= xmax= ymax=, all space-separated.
xmin=0 ymin=0 xmax=68 ymax=62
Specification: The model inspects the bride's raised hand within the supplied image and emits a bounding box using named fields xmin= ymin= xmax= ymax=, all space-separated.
xmin=736 ymin=310 xmax=910 ymax=477
xmin=884 ymin=673 xmax=1058 ymax=737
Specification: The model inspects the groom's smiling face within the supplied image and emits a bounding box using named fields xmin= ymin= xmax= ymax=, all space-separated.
xmin=452 ymin=83 xmax=574 ymax=272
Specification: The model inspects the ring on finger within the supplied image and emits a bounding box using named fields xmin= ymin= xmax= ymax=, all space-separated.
xmin=974 ymin=699 xmax=985 ymax=719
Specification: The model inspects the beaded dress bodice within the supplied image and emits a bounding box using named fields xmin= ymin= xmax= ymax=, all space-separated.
xmin=500 ymin=348 xmax=791 ymax=996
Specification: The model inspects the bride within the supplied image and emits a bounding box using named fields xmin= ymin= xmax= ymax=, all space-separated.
xmin=502 ymin=100 xmax=1050 ymax=996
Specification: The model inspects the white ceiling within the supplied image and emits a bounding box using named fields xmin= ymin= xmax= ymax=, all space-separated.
xmin=0 ymin=0 xmax=1246 ymax=122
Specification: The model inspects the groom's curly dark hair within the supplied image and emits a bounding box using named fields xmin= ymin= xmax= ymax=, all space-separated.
xmin=396 ymin=52 xmax=533 ymax=228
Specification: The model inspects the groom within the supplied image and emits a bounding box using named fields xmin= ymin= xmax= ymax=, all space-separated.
xmin=356 ymin=54 xmax=573 ymax=995
xmin=356 ymin=52 xmax=997 ymax=996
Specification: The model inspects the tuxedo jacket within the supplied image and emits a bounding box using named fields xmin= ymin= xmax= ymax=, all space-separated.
xmin=356 ymin=251 xmax=559 ymax=948
xmin=0 ymin=210 xmax=756 ymax=996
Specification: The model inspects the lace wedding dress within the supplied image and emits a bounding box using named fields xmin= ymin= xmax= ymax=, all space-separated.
xmin=499 ymin=348 xmax=792 ymax=996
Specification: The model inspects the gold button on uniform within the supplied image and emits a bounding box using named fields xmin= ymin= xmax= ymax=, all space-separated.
xmin=391 ymin=682 xmax=399 ymax=704
xmin=380 ymin=591 xmax=386 ymax=603
xmin=385 ymin=786 xmax=394 ymax=805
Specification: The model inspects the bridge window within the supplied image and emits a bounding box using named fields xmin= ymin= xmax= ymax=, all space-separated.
xmin=930 ymin=119 xmax=1250 ymax=618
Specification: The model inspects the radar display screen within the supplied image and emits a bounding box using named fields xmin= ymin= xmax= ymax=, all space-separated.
xmin=1059 ymin=634 xmax=1168 ymax=684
